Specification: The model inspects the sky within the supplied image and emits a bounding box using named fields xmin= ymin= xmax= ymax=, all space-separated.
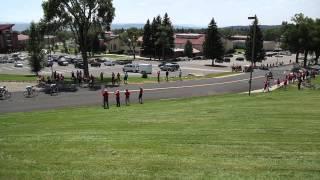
xmin=0 ymin=0 xmax=319 ymax=27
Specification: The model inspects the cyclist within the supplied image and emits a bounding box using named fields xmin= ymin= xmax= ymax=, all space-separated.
xmin=26 ymin=86 xmax=33 ymax=96
xmin=0 ymin=86 xmax=7 ymax=95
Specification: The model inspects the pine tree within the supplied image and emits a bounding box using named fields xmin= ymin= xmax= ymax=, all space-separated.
xmin=142 ymin=19 xmax=152 ymax=57
xmin=184 ymin=40 xmax=193 ymax=58
xmin=203 ymin=18 xmax=225 ymax=66
xmin=162 ymin=13 xmax=175 ymax=59
xmin=28 ymin=22 xmax=45 ymax=76
xmin=154 ymin=15 xmax=162 ymax=59
xmin=245 ymin=18 xmax=265 ymax=65
xmin=150 ymin=18 xmax=158 ymax=59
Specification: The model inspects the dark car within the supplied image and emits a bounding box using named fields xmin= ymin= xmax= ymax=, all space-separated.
xmin=224 ymin=58 xmax=231 ymax=63
xmin=158 ymin=62 xmax=168 ymax=68
xmin=116 ymin=60 xmax=133 ymax=65
xmin=75 ymin=61 xmax=84 ymax=69
xmin=224 ymin=54 xmax=233 ymax=58
xmin=193 ymin=56 xmax=204 ymax=60
xmin=90 ymin=61 xmax=101 ymax=67
xmin=236 ymin=57 xmax=245 ymax=61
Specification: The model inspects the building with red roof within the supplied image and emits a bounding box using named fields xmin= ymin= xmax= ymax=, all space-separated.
xmin=0 ymin=24 xmax=19 ymax=53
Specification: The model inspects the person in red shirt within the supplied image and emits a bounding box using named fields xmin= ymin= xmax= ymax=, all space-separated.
xmin=139 ymin=87 xmax=144 ymax=104
xmin=102 ymin=89 xmax=109 ymax=109
xmin=115 ymin=90 xmax=120 ymax=107
xmin=125 ymin=89 xmax=130 ymax=106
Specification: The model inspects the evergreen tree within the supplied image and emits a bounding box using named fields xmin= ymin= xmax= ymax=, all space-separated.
xmin=203 ymin=18 xmax=225 ymax=66
xmin=184 ymin=40 xmax=193 ymax=58
xmin=142 ymin=19 xmax=152 ymax=57
xmin=28 ymin=22 xmax=45 ymax=76
xmin=245 ymin=17 xmax=265 ymax=65
xmin=162 ymin=13 xmax=175 ymax=58
xmin=154 ymin=15 xmax=162 ymax=59
xmin=150 ymin=18 xmax=158 ymax=58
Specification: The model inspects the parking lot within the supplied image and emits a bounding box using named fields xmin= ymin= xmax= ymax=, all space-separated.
xmin=0 ymin=52 xmax=299 ymax=78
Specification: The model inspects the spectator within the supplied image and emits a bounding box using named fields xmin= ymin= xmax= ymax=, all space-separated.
xmin=284 ymin=79 xmax=288 ymax=89
xmin=298 ymin=78 xmax=302 ymax=90
xmin=179 ymin=69 xmax=182 ymax=81
xmin=277 ymin=78 xmax=280 ymax=87
xmin=139 ymin=87 xmax=144 ymax=104
xmin=124 ymin=72 xmax=128 ymax=84
xmin=100 ymin=72 xmax=104 ymax=82
xmin=111 ymin=72 xmax=115 ymax=86
xmin=125 ymin=89 xmax=130 ymax=106
xmin=157 ymin=71 xmax=161 ymax=83
xmin=166 ymin=70 xmax=169 ymax=82
xmin=117 ymin=73 xmax=121 ymax=85
xmin=115 ymin=90 xmax=120 ymax=107
xmin=102 ymin=89 xmax=109 ymax=109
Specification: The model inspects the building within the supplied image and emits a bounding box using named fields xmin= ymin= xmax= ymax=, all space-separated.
xmin=174 ymin=33 xmax=234 ymax=56
xmin=229 ymin=35 xmax=278 ymax=51
xmin=0 ymin=24 xmax=18 ymax=53
xmin=17 ymin=34 xmax=29 ymax=50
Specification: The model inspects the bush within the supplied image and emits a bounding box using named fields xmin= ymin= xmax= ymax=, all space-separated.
xmin=141 ymin=72 xmax=148 ymax=78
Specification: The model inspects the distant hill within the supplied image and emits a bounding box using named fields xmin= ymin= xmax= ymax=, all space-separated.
xmin=1 ymin=22 xmax=281 ymax=32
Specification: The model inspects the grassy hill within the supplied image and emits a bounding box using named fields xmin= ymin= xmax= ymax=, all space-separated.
xmin=0 ymin=79 xmax=319 ymax=179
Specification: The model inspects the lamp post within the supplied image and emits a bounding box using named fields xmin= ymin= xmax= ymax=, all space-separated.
xmin=248 ymin=15 xmax=257 ymax=96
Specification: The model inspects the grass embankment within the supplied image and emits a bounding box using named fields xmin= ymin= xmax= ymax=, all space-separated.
xmin=0 ymin=72 xmax=238 ymax=84
xmin=0 ymin=74 xmax=37 ymax=82
xmin=0 ymin=78 xmax=320 ymax=179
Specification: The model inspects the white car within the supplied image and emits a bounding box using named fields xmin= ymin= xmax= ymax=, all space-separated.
xmin=14 ymin=62 xmax=23 ymax=68
xmin=104 ymin=60 xmax=115 ymax=66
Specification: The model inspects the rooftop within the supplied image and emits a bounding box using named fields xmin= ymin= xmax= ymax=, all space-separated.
xmin=0 ymin=24 xmax=14 ymax=31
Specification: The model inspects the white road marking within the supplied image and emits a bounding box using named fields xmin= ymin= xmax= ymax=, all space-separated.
xmin=181 ymin=67 xmax=229 ymax=72
xmin=104 ymin=76 xmax=265 ymax=93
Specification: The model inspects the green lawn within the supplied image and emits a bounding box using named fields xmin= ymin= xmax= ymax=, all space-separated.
xmin=0 ymin=74 xmax=37 ymax=82
xmin=0 ymin=79 xmax=320 ymax=179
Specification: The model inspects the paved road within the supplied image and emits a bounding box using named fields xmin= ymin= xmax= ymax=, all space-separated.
xmin=0 ymin=66 xmax=291 ymax=113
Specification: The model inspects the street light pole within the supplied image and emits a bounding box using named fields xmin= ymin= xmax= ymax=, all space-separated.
xmin=248 ymin=15 xmax=257 ymax=96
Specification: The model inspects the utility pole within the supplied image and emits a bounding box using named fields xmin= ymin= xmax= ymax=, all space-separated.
xmin=248 ymin=15 xmax=257 ymax=96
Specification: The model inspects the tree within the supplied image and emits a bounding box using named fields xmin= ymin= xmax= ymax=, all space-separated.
xmin=119 ymin=28 xmax=141 ymax=59
xmin=28 ymin=22 xmax=45 ymax=76
xmin=245 ymin=17 xmax=265 ymax=65
xmin=203 ymin=18 xmax=225 ymax=66
xmin=142 ymin=19 xmax=153 ymax=58
xmin=313 ymin=19 xmax=320 ymax=64
xmin=42 ymin=0 xmax=115 ymax=77
xmin=152 ymin=15 xmax=162 ymax=59
xmin=184 ymin=40 xmax=193 ymax=58
xmin=161 ymin=13 xmax=175 ymax=59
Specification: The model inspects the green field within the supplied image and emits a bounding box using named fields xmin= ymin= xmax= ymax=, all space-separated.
xmin=0 ymin=79 xmax=320 ymax=179
xmin=0 ymin=74 xmax=37 ymax=82
xmin=0 ymin=72 xmax=238 ymax=84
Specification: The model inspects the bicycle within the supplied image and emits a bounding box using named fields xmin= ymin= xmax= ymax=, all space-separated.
xmin=0 ymin=86 xmax=12 ymax=100
xmin=23 ymin=86 xmax=39 ymax=98
xmin=50 ymin=84 xmax=59 ymax=96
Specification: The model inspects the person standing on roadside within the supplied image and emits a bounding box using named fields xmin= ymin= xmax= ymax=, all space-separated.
xmin=115 ymin=90 xmax=121 ymax=107
xmin=125 ymin=89 xmax=130 ymax=106
xmin=111 ymin=72 xmax=115 ymax=86
xmin=179 ymin=69 xmax=182 ymax=81
xmin=100 ymin=72 xmax=104 ymax=82
xmin=157 ymin=71 xmax=161 ymax=83
xmin=139 ymin=87 xmax=144 ymax=104
xmin=102 ymin=89 xmax=109 ymax=109
xmin=166 ymin=70 xmax=169 ymax=82
xmin=124 ymin=72 xmax=128 ymax=84
xmin=117 ymin=72 xmax=121 ymax=85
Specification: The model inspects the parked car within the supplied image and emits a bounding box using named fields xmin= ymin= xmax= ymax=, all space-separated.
xmin=46 ymin=60 xmax=54 ymax=67
xmin=138 ymin=64 xmax=153 ymax=74
xmin=160 ymin=63 xmax=178 ymax=72
xmin=224 ymin=54 xmax=233 ymax=58
xmin=14 ymin=62 xmax=23 ymax=68
xmin=58 ymin=58 xmax=69 ymax=66
xmin=90 ymin=61 xmax=101 ymax=67
xmin=224 ymin=58 xmax=231 ymax=63
xmin=236 ymin=57 xmax=245 ymax=61
xmin=215 ymin=58 xmax=224 ymax=63
xmin=104 ymin=60 xmax=116 ymax=66
xmin=116 ymin=60 xmax=133 ymax=65
xmin=123 ymin=64 xmax=139 ymax=73
xmin=193 ymin=56 xmax=204 ymax=60
xmin=7 ymin=58 xmax=15 ymax=63
xmin=243 ymin=65 xmax=253 ymax=73
xmin=74 ymin=61 xmax=84 ymax=69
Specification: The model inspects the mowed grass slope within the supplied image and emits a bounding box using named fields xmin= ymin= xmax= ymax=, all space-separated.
xmin=0 ymin=82 xmax=320 ymax=179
